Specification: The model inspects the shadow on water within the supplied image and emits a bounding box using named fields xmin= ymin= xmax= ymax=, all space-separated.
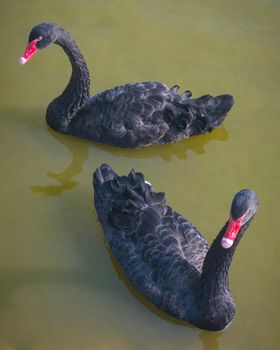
xmin=30 ymin=124 xmax=228 ymax=196
xmin=199 ymin=331 xmax=222 ymax=350
xmin=92 ymin=125 xmax=229 ymax=161
xmin=30 ymin=129 xmax=89 ymax=196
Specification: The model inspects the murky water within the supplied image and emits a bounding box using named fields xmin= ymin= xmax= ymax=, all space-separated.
xmin=0 ymin=0 xmax=279 ymax=349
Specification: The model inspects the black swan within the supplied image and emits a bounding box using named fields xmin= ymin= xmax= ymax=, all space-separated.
xmin=93 ymin=164 xmax=259 ymax=331
xmin=19 ymin=22 xmax=234 ymax=148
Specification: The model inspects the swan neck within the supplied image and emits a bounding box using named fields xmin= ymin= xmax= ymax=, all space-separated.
xmin=201 ymin=218 xmax=252 ymax=285
xmin=46 ymin=28 xmax=90 ymax=131
xmin=198 ymin=219 xmax=252 ymax=311
xmin=201 ymin=222 xmax=233 ymax=286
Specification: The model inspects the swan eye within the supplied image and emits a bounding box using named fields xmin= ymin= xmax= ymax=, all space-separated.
xmin=36 ymin=36 xmax=43 ymax=42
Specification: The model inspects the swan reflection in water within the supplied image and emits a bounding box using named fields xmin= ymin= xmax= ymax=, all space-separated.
xmin=30 ymin=128 xmax=89 ymax=196
xmin=30 ymin=126 xmax=228 ymax=196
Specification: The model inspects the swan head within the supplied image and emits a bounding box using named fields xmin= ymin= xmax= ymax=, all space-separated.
xmin=19 ymin=22 xmax=58 ymax=64
xmin=221 ymin=189 xmax=259 ymax=249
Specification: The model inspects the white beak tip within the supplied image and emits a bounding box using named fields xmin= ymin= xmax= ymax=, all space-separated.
xmin=221 ymin=238 xmax=234 ymax=249
xmin=19 ymin=56 xmax=27 ymax=65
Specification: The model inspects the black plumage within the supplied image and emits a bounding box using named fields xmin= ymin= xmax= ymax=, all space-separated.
xmin=93 ymin=164 xmax=259 ymax=331
xmin=20 ymin=23 xmax=234 ymax=148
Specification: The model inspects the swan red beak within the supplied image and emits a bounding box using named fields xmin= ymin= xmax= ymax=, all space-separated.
xmin=221 ymin=214 xmax=245 ymax=249
xmin=19 ymin=39 xmax=38 ymax=65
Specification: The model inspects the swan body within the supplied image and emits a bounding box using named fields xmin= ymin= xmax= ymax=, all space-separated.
xmin=20 ymin=23 xmax=234 ymax=148
xmin=93 ymin=164 xmax=258 ymax=331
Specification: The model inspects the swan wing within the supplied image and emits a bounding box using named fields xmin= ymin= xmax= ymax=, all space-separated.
xmin=73 ymin=82 xmax=233 ymax=147
xmin=93 ymin=165 xmax=207 ymax=314
xmin=87 ymin=81 xmax=171 ymax=146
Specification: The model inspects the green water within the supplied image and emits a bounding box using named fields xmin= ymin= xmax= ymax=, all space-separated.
xmin=0 ymin=0 xmax=279 ymax=349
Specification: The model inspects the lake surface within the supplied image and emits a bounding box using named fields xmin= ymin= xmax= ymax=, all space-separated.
xmin=0 ymin=1 xmax=279 ymax=349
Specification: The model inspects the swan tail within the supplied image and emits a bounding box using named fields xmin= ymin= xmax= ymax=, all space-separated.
xmin=165 ymin=93 xmax=234 ymax=136
xmin=93 ymin=166 xmax=167 ymax=234
xmin=93 ymin=163 xmax=118 ymax=185
xmin=189 ymin=94 xmax=234 ymax=135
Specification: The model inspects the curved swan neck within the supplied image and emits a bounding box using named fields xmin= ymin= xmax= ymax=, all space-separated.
xmin=201 ymin=218 xmax=252 ymax=283
xmin=191 ymin=221 xmax=250 ymax=330
xmin=198 ymin=219 xmax=252 ymax=308
xmin=46 ymin=27 xmax=90 ymax=131
xmin=200 ymin=222 xmax=233 ymax=288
